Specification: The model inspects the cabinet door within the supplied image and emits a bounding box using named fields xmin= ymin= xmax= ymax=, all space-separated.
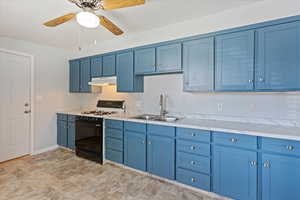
xmin=117 ymin=51 xmax=134 ymax=92
xmin=134 ymin=47 xmax=156 ymax=74
xmin=147 ymin=135 xmax=175 ymax=180
xmin=262 ymin=154 xmax=300 ymax=200
xmin=102 ymin=54 xmax=116 ymax=76
xmin=124 ymin=131 xmax=146 ymax=171
xmin=80 ymin=58 xmax=91 ymax=92
xmin=256 ymin=21 xmax=300 ymax=91
xmin=67 ymin=122 xmax=75 ymax=150
xmin=156 ymin=43 xmax=182 ymax=73
xmin=183 ymin=37 xmax=214 ymax=91
xmin=91 ymin=56 xmax=102 ymax=78
xmin=213 ymin=146 xmax=257 ymax=200
xmin=69 ymin=60 xmax=80 ymax=92
xmin=215 ymin=30 xmax=255 ymax=91
xmin=57 ymin=120 xmax=68 ymax=147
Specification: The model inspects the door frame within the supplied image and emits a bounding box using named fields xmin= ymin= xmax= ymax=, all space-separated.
xmin=0 ymin=48 xmax=35 ymax=155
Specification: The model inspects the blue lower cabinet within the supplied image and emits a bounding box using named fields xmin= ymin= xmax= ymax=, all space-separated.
xmin=177 ymin=152 xmax=210 ymax=174
xmin=106 ymin=149 xmax=123 ymax=164
xmin=147 ymin=135 xmax=175 ymax=180
xmin=262 ymin=153 xmax=300 ymax=200
xmin=67 ymin=122 xmax=75 ymax=150
xmin=176 ymin=168 xmax=210 ymax=191
xmin=57 ymin=120 xmax=68 ymax=147
xmin=124 ymin=131 xmax=146 ymax=171
xmin=213 ymin=145 xmax=257 ymax=200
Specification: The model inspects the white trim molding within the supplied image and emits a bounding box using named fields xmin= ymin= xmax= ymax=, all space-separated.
xmin=32 ymin=145 xmax=59 ymax=155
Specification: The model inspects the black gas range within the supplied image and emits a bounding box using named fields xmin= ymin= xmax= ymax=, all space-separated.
xmin=75 ymin=100 xmax=124 ymax=164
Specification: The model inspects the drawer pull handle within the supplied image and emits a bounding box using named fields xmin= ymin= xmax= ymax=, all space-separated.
xmin=148 ymin=141 xmax=151 ymax=145
xmin=190 ymin=161 xmax=196 ymax=165
xmin=250 ymin=161 xmax=257 ymax=166
xmin=230 ymin=138 xmax=238 ymax=143
xmin=191 ymin=178 xmax=196 ymax=183
xmin=191 ymin=133 xmax=196 ymax=137
xmin=263 ymin=162 xmax=270 ymax=168
xmin=286 ymin=145 xmax=294 ymax=151
xmin=190 ymin=146 xmax=196 ymax=150
xmin=142 ymin=141 xmax=145 ymax=144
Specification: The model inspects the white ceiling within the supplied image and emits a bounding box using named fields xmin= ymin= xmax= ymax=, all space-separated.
xmin=0 ymin=0 xmax=262 ymax=49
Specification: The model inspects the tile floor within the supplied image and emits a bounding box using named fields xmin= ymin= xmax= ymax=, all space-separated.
xmin=0 ymin=148 xmax=227 ymax=200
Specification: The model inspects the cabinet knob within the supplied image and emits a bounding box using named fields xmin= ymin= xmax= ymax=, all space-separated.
xmin=190 ymin=161 xmax=196 ymax=165
xmin=263 ymin=162 xmax=270 ymax=168
xmin=259 ymin=77 xmax=265 ymax=82
xmin=190 ymin=178 xmax=196 ymax=183
xmin=142 ymin=141 xmax=145 ymax=144
xmin=286 ymin=145 xmax=294 ymax=151
xmin=191 ymin=133 xmax=196 ymax=137
xmin=230 ymin=138 xmax=238 ymax=143
xmin=148 ymin=141 xmax=151 ymax=145
xmin=248 ymin=79 xmax=253 ymax=83
xmin=250 ymin=161 xmax=257 ymax=166
xmin=190 ymin=146 xmax=196 ymax=150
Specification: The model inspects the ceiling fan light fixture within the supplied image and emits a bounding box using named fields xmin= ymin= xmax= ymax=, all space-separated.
xmin=76 ymin=11 xmax=99 ymax=28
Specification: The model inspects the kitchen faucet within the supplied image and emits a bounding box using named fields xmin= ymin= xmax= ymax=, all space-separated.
xmin=159 ymin=94 xmax=168 ymax=118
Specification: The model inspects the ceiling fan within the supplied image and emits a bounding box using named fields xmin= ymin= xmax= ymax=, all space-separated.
xmin=43 ymin=0 xmax=145 ymax=35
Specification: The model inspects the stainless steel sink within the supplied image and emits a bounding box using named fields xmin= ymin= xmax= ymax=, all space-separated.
xmin=131 ymin=114 xmax=179 ymax=122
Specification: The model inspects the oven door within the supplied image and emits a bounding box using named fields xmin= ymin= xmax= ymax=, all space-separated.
xmin=75 ymin=119 xmax=103 ymax=154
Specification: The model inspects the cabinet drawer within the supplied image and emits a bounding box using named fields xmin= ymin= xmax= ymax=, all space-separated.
xmin=176 ymin=168 xmax=210 ymax=191
xmin=57 ymin=113 xmax=68 ymax=121
xmin=177 ymin=152 xmax=210 ymax=174
xmin=177 ymin=128 xmax=210 ymax=142
xmin=177 ymin=140 xmax=210 ymax=156
xmin=105 ymin=149 xmax=123 ymax=164
xmin=213 ymin=132 xmax=257 ymax=149
xmin=147 ymin=124 xmax=175 ymax=137
xmin=262 ymin=137 xmax=300 ymax=156
xmin=105 ymin=137 xmax=123 ymax=151
xmin=105 ymin=128 xmax=123 ymax=140
xmin=105 ymin=119 xmax=123 ymax=130
xmin=68 ymin=115 xmax=76 ymax=122
xmin=124 ymin=121 xmax=146 ymax=133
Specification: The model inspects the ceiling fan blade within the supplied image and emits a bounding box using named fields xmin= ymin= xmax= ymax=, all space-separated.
xmin=101 ymin=0 xmax=145 ymax=10
xmin=44 ymin=13 xmax=75 ymax=27
xmin=99 ymin=16 xmax=124 ymax=35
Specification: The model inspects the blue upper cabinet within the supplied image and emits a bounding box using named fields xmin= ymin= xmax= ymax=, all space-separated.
xmin=213 ymin=145 xmax=257 ymax=200
xmin=102 ymin=54 xmax=116 ymax=76
xmin=262 ymin=154 xmax=300 ymax=200
xmin=215 ymin=30 xmax=255 ymax=91
xmin=91 ymin=56 xmax=102 ymax=78
xmin=147 ymin=135 xmax=175 ymax=180
xmin=69 ymin=60 xmax=80 ymax=92
xmin=116 ymin=51 xmax=143 ymax=93
xmin=256 ymin=21 xmax=300 ymax=91
xmin=183 ymin=37 xmax=214 ymax=91
xmin=80 ymin=58 xmax=91 ymax=92
xmin=134 ymin=47 xmax=156 ymax=74
xmin=156 ymin=43 xmax=182 ymax=73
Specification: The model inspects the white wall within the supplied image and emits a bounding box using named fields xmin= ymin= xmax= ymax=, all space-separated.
xmin=75 ymin=0 xmax=300 ymax=126
xmin=0 ymin=37 xmax=83 ymax=152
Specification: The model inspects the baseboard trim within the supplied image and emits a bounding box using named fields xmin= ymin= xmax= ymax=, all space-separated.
xmin=32 ymin=145 xmax=59 ymax=155
xmin=104 ymin=160 xmax=228 ymax=200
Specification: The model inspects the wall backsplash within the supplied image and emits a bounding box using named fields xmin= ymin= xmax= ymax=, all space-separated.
xmin=79 ymin=74 xmax=300 ymax=127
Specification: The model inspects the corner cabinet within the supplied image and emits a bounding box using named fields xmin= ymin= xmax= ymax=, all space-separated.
xmin=215 ymin=30 xmax=255 ymax=91
xmin=255 ymin=21 xmax=300 ymax=91
xmin=69 ymin=58 xmax=91 ymax=93
xmin=183 ymin=37 xmax=214 ymax=91
xmin=116 ymin=50 xmax=144 ymax=93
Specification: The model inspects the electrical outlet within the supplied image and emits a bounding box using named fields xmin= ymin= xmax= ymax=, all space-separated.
xmin=217 ymin=103 xmax=223 ymax=112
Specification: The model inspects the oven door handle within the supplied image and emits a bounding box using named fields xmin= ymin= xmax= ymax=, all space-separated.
xmin=95 ymin=124 xmax=101 ymax=127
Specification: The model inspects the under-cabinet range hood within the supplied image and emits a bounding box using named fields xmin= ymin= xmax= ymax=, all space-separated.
xmin=88 ymin=77 xmax=116 ymax=86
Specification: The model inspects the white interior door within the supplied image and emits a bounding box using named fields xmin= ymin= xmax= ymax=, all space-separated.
xmin=0 ymin=51 xmax=31 ymax=162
